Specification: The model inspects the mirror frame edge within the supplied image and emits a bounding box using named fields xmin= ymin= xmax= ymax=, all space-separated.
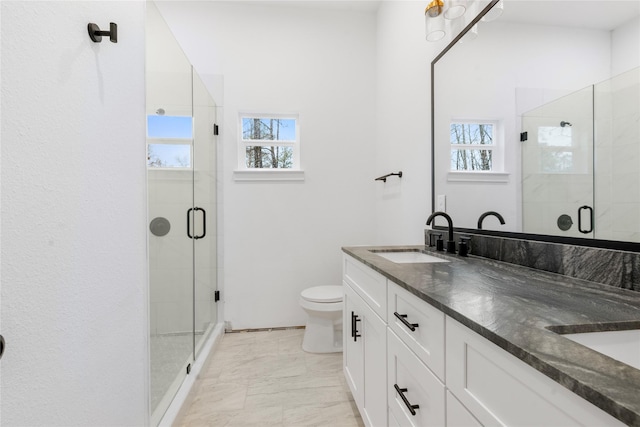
xmin=429 ymin=0 xmax=640 ymax=253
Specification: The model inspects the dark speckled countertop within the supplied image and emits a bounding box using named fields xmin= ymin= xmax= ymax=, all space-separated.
xmin=342 ymin=245 xmax=640 ymax=426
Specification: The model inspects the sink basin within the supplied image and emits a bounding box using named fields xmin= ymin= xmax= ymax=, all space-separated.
xmin=562 ymin=329 xmax=640 ymax=370
xmin=372 ymin=250 xmax=450 ymax=264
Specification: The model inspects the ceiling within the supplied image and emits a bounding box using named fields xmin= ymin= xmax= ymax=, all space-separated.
xmin=222 ymin=0 xmax=639 ymax=30
xmin=500 ymin=1 xmax=640 ymax=31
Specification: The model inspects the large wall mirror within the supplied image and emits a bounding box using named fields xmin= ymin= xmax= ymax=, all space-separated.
xmin=432 ymin=0 xmax=640 ymax=248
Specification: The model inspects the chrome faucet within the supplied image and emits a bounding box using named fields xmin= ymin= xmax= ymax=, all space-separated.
xmin=426 ymin=211 xmax=456 ymax=253
xmin=478 ymin=211 xmax=505 ymax=229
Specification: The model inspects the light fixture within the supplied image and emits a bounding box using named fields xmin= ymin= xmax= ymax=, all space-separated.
xmin=425 ymin=0 xmax=468 ymax=42
xmin=481 ymin=0 xmax=503 ymax=22
xmin=425 ymin=1 xmax=446 ymax=42
xmin=444 ymin=0 xmax=467 ymax=20
xmin=461 ymin=24 xmax=479 ymax=42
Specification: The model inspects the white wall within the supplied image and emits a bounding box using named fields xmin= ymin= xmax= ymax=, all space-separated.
xmin=1 ymin=2 xmax=148 ymax=425
xmin=156 ymin=1 xmax=378 ymax=329
xmin=374 ymin=1 xmax=440 ymax=245
xmin=612 ymin=16 xmax=640 ymax=76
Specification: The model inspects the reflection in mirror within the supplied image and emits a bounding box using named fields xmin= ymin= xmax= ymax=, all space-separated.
xmin=432 ymin=1 xmax=640 ymax=244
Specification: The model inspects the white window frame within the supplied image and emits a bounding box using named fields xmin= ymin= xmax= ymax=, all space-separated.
xmin=447 ymin=119 xmax=508 ymax=183
xmin=234 ymin=112 xmax=304 ymax=181
xmin=146 ymin=108 xmax=193 ymax=171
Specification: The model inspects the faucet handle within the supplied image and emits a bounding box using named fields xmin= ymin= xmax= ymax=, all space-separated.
xmin=446 ymin=240 xmax=456 ymax=254
xmin=458 ymin=236 xmax=471 ymax=257
xmin=428 ymin=232 xmax=443 ymax=248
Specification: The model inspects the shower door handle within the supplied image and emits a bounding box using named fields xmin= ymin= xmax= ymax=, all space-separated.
xmin=187 ymin=208 xmax=206 ymax=239
xmin=187 ymin=208 xmax=194 ymax=238
xmin=0 ymin=334 xmax=5 ymax=360
xmin=194 ymin=207 xmax=206 ymax=239
xmin=578 ymin=205 xmax=593 ymax=234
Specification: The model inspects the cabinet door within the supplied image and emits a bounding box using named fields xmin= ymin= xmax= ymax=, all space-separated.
xmin=343 ymin=283 xmax=387 ymax=427
xmin=388 ymin=329 xmax=445 ymax=427
xmin=446 ymin=316 xmax=625 ymax=427
xmin=362 ymin=299 xmax=387 ymax=427
xmin=343 ymin=283 xmax=364 ymax=410
xmin=388 ymin=283 xmax=445 ymax=381
xmin=446 ymin=391 xmax=481 ymax=427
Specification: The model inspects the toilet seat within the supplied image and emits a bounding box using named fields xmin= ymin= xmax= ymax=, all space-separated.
xmin=300 ymin=285 xmax=343 ymax=353
xmin=300 ymin=286 xmax=343 ymax=303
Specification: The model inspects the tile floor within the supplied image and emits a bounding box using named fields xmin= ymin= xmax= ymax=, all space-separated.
xmin=174 ymin=328 xmax=364 ymax=426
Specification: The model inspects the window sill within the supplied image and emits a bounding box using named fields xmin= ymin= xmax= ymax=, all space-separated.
xmin=447 ymin=171 xmax=509 ymax=183
xmin=233 ymin=169 xmax=305 ymax=182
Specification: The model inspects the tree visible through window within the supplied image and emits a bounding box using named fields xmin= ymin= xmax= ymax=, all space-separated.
xmin=147 ymin=115 xmax=193 ymax=169
xmin=450 ymin=122 xmax=495 ymax=171
xmin=240 ymin=116 xmax=298 ymax=169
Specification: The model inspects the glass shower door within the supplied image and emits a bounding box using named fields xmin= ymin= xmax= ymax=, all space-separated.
xmin=192 ymin=70 xmax=218 ymax=358
xmin=593 ymin=67 xmax=640 ymax=242
xmin=521 ymin=86 xmax=594 ymax=237
xmin=146 ymin=2 xmax=194 ymax=422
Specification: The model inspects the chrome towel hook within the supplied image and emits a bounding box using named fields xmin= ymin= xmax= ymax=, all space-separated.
xmin=88 ymin=22 xmax=118 ymax=43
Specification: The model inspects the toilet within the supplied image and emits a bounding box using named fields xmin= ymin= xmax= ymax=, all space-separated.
xmin=300 ymin=286 xmax=343 ymax=353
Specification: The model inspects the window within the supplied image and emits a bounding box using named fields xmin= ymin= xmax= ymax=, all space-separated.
xmin=537 ymin=125 xmax=579 ymax=173
xmin=449 ymin=121 xmax=497 ymax=171
xmin=238 ymin=114 xmax=299 ymax=170
xmin=147 ymin=115 xmax=192 ymax=168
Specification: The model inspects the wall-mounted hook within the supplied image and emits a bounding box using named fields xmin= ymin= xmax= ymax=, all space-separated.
xmin=88 ymin=22 xmax=118 ymax=43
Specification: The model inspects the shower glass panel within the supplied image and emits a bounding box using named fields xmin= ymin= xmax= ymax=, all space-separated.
xmin=192 ymin=70 xmax=218 ymax=358
xmin=146 ymin=1 xmax=194 ymax=419
xmin=146 ymin=2 xmax=219 ymax=424
xmin=521 ymin=86 xmax=594 ymax=237
xmin=593 ymin=67 xmax=640 ymax=242
xmin=521 ymin=67 xmax=640 ymax=240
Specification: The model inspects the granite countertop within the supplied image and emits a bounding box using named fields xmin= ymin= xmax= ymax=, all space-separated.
xmin=342 ymin=245 xmax=640 ymax=426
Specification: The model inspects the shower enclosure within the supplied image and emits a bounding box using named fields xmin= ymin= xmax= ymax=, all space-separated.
xmin=146 ymin=3 xmax=219 ymax=423
xmin=521 ymin=67 xmax=640 ymax=241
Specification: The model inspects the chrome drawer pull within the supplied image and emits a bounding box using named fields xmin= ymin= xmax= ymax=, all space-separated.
xmin=394 ymin=312 xmax=419 ymax=332
xmin=394 ymin=384 xmax=419 ymax=416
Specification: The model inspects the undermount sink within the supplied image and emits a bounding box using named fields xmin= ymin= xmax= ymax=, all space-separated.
xmin=561 ymin=329 xmax=640 ymax=370
xmin=371 ymin=250 xmax=450 ymax=264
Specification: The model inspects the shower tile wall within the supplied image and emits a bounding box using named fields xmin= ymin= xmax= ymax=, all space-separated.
xmin=521 ymin=67 xmax=640 ymax=241
xmin=594 ymin=67 xmax=640 ymax=242
xmin=521 ymin=86 xmax=594 ymax=238
xmin=148 ymin=170 xmax=194 ymax=335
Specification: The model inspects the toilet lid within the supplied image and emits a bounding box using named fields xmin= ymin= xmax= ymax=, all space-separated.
xmin=301 ymin=286 xmax=343 ymax=303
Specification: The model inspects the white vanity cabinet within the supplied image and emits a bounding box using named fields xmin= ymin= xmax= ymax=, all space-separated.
xmin=388 ymin=283 xmax=445 ymax=381
xmin=343 ymin=255 xmax=625 ymax=427
xmin=387 ymin=328 xmax=446 ymax=426
xmin=446 ymin=391 xmax=481 ymax=427
xmin=343 ymin=256 xmax=388 ymax=427
xmin=387 ymin=284 xmax=447 ymax=426
xmin=446 ymin=316 xmax=625 ymax=427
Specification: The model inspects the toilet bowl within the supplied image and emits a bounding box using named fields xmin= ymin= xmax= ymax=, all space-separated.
xmin=300 ymin=286 xmax=343 ymax=353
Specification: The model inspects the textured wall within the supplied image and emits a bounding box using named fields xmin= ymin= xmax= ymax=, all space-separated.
xmin=1 ymin=1 xmax=148 ymax=424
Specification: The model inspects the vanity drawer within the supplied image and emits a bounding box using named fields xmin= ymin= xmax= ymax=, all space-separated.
xmin=343 ymin=255 xmax=387 ymax=320
xmin=446 ymin=316 xmax=625 ymax=427
xmin=388 ymin=283 xmax=445 ymax=381
xmin=388 ymin=328 xmax=445 ymax=427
